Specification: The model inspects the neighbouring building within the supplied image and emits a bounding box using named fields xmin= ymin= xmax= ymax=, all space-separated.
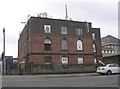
xmin=18 ymin=16 xmax=102 ymax=74
xmin=101 ymin=35 xmax=120 ymax=64
xmin=101 ymin=35 xmax=120 ymax=57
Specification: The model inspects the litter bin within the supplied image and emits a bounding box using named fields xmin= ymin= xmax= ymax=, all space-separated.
xmin=19 ymin=68 xmax=23 ymax=75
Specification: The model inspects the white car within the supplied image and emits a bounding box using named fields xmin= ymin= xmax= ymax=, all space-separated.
xmin=96 ymin=63 xmax=120 ymax=75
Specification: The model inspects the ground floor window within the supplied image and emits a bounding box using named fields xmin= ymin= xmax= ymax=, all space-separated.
xmin=61 ymin=57 xmax=68 ymax=64
xmin=78 ymin=58 xmax=84 ymax=64
xmin=44 ymin=56 xmax=52 ymax=64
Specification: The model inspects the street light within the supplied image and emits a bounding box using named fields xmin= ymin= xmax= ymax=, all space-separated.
xmin=3 ymin=28 xmax=6 ymax=75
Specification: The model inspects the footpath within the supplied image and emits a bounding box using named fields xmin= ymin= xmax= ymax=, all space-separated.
xmin=2 ymin=73 xmax=98 ymax=78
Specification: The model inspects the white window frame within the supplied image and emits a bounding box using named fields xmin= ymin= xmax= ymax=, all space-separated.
xmin=44 ymin=25 xmax=51 ymax=33
xmin=78 ymin=58 xmax=84 ymax=64
xmin=77 ymin=40 xmax=83 ymax=50
xmin=61 ymin=57 xmax=68 ymax=64
xmin=61 ymin=26 xmax=67 ymax=34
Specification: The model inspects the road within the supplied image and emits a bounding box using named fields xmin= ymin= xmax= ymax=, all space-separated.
xmin=1 ymin=74 xmax=119 ymax=87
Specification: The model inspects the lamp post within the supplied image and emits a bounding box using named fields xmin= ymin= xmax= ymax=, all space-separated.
xmin=3 ymin=28 xmax=6 ymax=75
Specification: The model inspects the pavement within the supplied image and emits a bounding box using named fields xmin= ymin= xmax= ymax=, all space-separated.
xmin=41 ymin=73 xmax=98 ymax=78
xmin=2 ymin=73 xmax=99 ymax=78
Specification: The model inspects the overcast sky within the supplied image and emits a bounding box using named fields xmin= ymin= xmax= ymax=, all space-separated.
xmin=0 ymin=0 xmax=119 ymax=58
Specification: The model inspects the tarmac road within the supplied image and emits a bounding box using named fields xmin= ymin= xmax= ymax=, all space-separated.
xmin=1 ymin=73 xmax=119 ymax=87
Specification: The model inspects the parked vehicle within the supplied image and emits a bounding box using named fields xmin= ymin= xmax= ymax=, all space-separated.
xmin=96 ymin=63 xmax=120 ymax=75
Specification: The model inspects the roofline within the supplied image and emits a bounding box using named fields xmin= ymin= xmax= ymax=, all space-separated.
xmin=102 ymin=35 xmax=120 ymax=40
xmin=28 ymin=16 xmax=92 ymax=24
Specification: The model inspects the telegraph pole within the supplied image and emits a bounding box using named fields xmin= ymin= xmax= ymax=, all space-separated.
xmin=3 ymin=28 xmax=6 ymax=75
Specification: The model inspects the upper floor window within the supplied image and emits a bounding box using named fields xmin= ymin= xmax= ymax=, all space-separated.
xmin=61 ymin=39 xmax=68 ymax=50
xmin=44 ymin=25 xmax=51 ymax=33
xmin=44 ymin=38 xmax=51 ymax=51
xmin=93 ymin=43 xmax=96 ymax=52
xmin=86 ymin=22 xmax=89 ymax=33
xmin=77 ymin=40 xmax=83 ymax=50
xmin=76 ymin=28 xmax=82 ymax=35
xmin=61 ymin=26 xmax=67 ymax=34
xmin=92 ymin=33 xmax=95 ymax=40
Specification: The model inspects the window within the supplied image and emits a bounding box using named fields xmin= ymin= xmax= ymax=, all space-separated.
xmin=44 ymin=38 xmax=51 ymax=51
xmin=61 ymin=57 xmax=68 ymax=64
xmin=108 ymin=64 xmax=115 ymax=67
xmin=107 ymin=45 xmax=110 ymax=48
xmin=94 ymin=58 xmax=97 ymax=64
xmin=86 ymin=22 xmax=89 ymax=33
xmin=76 ymin=28 xmax=82 ymax=35
xmin=78 ymin=58 xmax=84 ymax=64
xmin=109 ymin=50 xmax=112 ymax=53
xmin=105 ymin=50 xmax=107 ymax=53
xmin=61 ymin=39 xmax=68 ymax=50
xmin=61 ymin=26 xmax=67 ymax=34
xmin=115 ymin=51 xmax=117 ymax=54
xmin=112 ymin=50 xmax=114 ymax=54
xmin=93 ymin=44 xmax=96 ymax=52
xmin=92 ymin=33 xmax=95 ymax=40
xmin=44 ymin=25 xmax=51 ymax=33
xmin=102 ymin=50 xmax=104 ymax=53
xmin=44 ymin=56 xmax=52 ymax=64
xmin=77 ymin=40 xmax=83 ymax=50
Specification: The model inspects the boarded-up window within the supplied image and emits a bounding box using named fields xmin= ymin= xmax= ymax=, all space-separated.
xmin=61 ymin=39 xmax=68 ymax=50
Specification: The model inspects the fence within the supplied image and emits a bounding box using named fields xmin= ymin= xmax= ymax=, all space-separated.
xmin=30 ymin=63 xmax=97 ymax=74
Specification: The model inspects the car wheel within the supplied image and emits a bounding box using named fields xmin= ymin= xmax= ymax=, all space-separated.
xmin=107 ymin=70 xmax=112 ymax=75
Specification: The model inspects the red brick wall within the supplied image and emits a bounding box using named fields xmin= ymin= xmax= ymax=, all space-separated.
xmin=18 ymin=17 xmax=102 ymax=66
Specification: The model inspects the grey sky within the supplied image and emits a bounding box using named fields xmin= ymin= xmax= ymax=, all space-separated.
xmin=0 ymin=0 xmax=119 ymax=58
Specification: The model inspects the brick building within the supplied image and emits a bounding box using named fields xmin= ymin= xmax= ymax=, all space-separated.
xmin=18 ymin=17 xmax=102 ymax=74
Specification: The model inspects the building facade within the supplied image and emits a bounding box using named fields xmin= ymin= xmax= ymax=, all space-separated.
xmin=18 ymin=17 xmax=102 ymax=74
xmin=101 ymin=35 xmax=120 ymax=57
xmin=101 ymin=35 xmax=120 ymax=64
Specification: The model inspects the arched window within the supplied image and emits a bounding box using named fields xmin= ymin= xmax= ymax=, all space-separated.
xmin=77 ymin=40 xmax=83 ymax=50
xmin=93 ymin=43 xmax=96 ymax=52
xmin=44 ymin=38 xmax=51 ymax=51
xmin=61 ymin=39 xmax=68 ymax=50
